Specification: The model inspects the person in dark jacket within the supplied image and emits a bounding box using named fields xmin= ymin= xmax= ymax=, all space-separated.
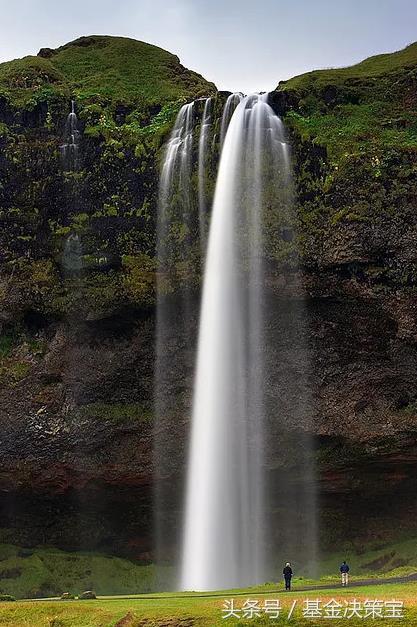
xmin=340 ymin=560 xmax=350 ymax=586
xmin=283 ymin=562 xmax=293 ymax=590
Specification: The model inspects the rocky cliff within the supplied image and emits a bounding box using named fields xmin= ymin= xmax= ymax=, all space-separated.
xmin=0 ymin=35 xmax=417 ymax=578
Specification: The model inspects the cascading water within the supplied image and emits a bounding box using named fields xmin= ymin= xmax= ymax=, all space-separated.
xmin=60 ymin=100 xmax=81 ymax=171
xmin=198 ymin=97 xmax=212 ymax=251
xmin=154 ymin=101 xmax=199 ymax=587
xmin=220 ymin=92 xmax=243 ymax=146
xmin=156 ymin=92 xmax=317 ymax=592
xmin=181 ymin=94 xmax=282 ymax=590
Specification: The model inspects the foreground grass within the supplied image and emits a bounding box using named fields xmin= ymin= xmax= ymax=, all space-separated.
xmin=0 ymin=582 xmax=416 ymax=626
xmin=2 ymin=537 xmax=417 ymax=600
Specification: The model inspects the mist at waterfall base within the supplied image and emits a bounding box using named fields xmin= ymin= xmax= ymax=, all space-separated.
xmin=155 ymin=93 xmax=317 ymax=592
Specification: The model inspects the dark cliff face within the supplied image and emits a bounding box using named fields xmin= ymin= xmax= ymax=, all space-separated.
xmin=271 ymin=44 xmax=417 ymax=550
xmin=1 ymin=37 xmax=417 ymax=559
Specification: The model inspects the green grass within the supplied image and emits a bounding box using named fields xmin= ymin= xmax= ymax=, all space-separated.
xmin=317 ymin=537 xmax=417 ymax=580
xmin=278 ymin=40 xmax=417 ymax=161
xmin=0 ymin=35 xmax=215 ymax=107
xmin=286 ymin=102 xmax=417 ymax=159
xmin=1 ymin=537 xmax=417 ymax=602
xmin=0 ymin=582 xmax=417 ymax=626
xmin=280 ymin=41 xmax=417 ymax=92
xmin=0 ymin=545 xmax=169 ymax=600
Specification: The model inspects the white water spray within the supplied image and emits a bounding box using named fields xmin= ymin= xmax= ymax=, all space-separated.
xmin=198 ymin=97 xmax=212 ymax=250
xmin=220 ymin=92 xmax=244 ymax=146
xmin=181 ymin=94 xmax=293 ymax=591
xmin=60 ymin=100 xmax=81 ymax=171
xmin=155 ymin=93 xmax=317 ymax=592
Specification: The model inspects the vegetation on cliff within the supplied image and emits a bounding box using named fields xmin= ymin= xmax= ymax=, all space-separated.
xmin=0 ymin=35 xmax=214 ymax=106
xmin=1 ymin=35 xmax=417 ymax=570
xmin=276 ymin=41 xmax=417 ymax=266
xmin=279 ymin=41 xmax=417 ymax=157
xmin=0 ymin=35 xmax=215 ymax=330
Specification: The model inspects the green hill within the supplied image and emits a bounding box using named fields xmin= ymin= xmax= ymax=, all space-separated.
xmin=280 ymin=41 xmax=417 ymax=92
xmin=0 ymin=35 xmax=215 ymax=107
xmin=277 ymin=41 xmax=417 ymax=159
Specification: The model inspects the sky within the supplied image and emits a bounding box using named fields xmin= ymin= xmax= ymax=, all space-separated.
xmin=0 ymin=0 xmax=417 ymax=93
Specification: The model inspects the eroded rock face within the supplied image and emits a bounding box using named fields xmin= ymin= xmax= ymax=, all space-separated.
xmin=1 ymin=41 xmax=417 ymax=559
xmin=0 ymin=315 xmax=156 ymax=557
xmin=1 ymin=272 xmax=417 ymax=555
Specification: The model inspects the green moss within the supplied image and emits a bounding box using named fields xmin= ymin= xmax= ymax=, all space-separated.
xmin=0 ymin=360 xmax=30 ymax=385
xmin=0 ymin=544 xmax=168 ymax=599
xmin=122 ymin=254 xmax=156 ymax=306
xmin=0 ymin=334 xmax=15 ymax=358
xmin=78 ymin=402 xmax=153 ymax=423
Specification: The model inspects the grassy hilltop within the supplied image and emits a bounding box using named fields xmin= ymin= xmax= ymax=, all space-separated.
xmin=0 ymin=35 xmax=215 ymax=107
xmin=278 ymin=41 xmax=417 ymax=158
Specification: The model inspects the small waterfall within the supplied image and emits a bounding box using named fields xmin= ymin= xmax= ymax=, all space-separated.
xmin=158 ymin=102 xmax=195 ymax=272
xmin=60 ymin=100 xmax=81 ymax=171
xmin=220 ymin=92 xmax=244 ymax=147
xmin=62 ymin=233 xmax=83 ymax=275
xmin=198 ymin=97 xmax=212 ymax=251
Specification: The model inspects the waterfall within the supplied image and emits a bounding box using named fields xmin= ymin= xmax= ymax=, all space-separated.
xmin=156 ymin=93 xmax=317 ymax=592
xmin=181 ymin=94 xmax=270 ymax=590
xmin=198 ymin=97 xmax=212 ymax=251
xmin=158 ymin=102 xmax=195 ymax=274
xmin=220 ymin=92 xmax=243 ymax=147
xmin=62 ymin=233 xmax=83 ymax=274
xmin=60 ymin=100 xmax=81 ymax=171
xmin=154 ymin=102 xmax=198 ymax=588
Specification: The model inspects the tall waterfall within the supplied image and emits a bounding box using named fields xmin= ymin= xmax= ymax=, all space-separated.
xmin=156 ymin=93 xmax=317 ymax=592
xmin=60 ymin=100 xmax=81 ymax=171
xmin=181 ymin=94 xmax=291 ymax=590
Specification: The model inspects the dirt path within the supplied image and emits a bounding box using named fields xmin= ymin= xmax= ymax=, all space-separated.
xmin=27 ymin=573 xmax=417 ymax=603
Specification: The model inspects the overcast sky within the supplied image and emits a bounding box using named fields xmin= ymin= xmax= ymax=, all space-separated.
xmin=1 ymin=0 xmax=416 ymax=93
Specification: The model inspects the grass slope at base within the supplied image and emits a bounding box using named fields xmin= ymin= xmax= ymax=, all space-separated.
xmin=0 ymin=583 xmax=416 ymax=626
xmin=0 ymin=544 xmax=172 ymax=599
xmin=1 ymin=539 xmax=417 ymax=600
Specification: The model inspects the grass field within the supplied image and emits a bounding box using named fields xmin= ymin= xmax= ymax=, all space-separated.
xmin=1 ymin=537 xmax=417 ymax=600
xmin=0 ymin=581 xmax=416 ymax=626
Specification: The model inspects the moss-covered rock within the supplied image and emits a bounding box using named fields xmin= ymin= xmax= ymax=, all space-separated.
xmin=1 ymin=35 xmax=417 ymax=567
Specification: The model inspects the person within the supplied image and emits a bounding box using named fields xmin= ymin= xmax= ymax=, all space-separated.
xmin=340 ymin=560 xmax=350 ymax=586
xmin=283 ymin=562 xmax=293 ymax=590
